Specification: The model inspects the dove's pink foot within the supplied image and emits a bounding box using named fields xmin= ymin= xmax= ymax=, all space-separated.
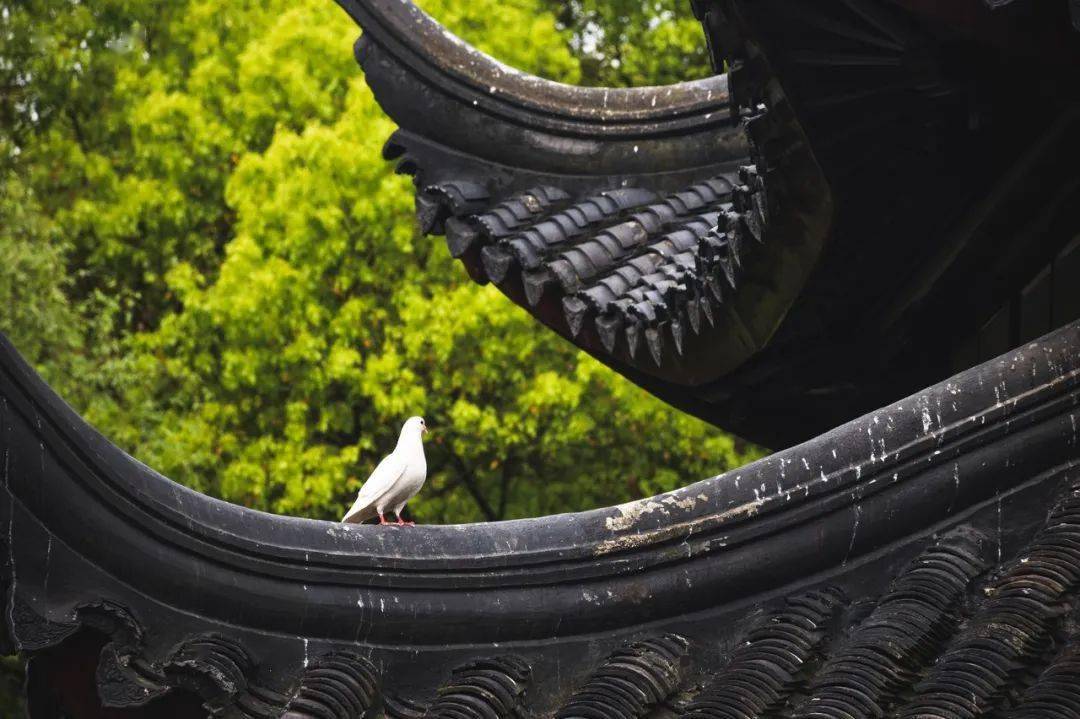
xmin=394 ymin=513 xmax=415 ymax=526
xmin=378 ymin=513 xmax=390 ymax=525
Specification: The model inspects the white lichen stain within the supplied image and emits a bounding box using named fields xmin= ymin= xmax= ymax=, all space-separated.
xmin=661 ymin=494 xmax=699 ymax=512
xmin=594 ymin=493 xmax=767 ymax=556
xmin=326 ymin=524 xmax=352 ymax=539
xmin=593 ymin=531 xmax=659 ymax=555
xmin=604 ymin=498 xmax=667 ymax=531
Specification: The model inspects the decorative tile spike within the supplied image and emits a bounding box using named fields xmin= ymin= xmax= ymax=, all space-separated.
xmin=596 ymin=314 xmax=622 ymax=354
xmin=726 ymin=231 xmax=742 ymax=268
xmin=645 ymin=326 xmax=665 ymax=365
xmin=563 ymin=297 xmax=590 ymax=338
xmin=670 ymin=317 xmax=686 ymax=355
xmin=716 ymin=255 xmax=737 ymax=291
xmin=699 ymin=295 xmax=716 ymax=326
xmin=445 ymin=217 xmax=481 ymax=258
xmin=415 ymin=192 xmax=445 ymax=236
xmin=524 ymin=270 xmax=554 ymax=306
xmin=626 ymin=321 xmax=642 ymax=359
xmin=481 ymin=245 xmax=516 ymax=284
xmin=744 ymin=203 xmax=764 ymax=244
xmin=706 ymin=274 xmax=726 ymax=304
xmin=686 ymin=295 xmax=702 ymax=334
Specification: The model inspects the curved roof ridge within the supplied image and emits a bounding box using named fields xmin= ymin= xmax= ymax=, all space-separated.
xmin=336 ymin=0 xmax=730 ymax=130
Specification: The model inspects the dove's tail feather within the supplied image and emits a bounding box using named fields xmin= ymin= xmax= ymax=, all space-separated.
xmin=342 ymin=501 xmax=377 ymax=524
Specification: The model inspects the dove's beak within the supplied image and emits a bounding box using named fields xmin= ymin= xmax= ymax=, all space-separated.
xmin=422 ymin=426 xmax=429 ymax=435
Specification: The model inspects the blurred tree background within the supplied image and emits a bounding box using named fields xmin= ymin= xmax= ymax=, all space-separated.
xmin=0 ymin=0 xmax=751 ymax=528
xmin=0 ymin=0 xmax=746 ymax=704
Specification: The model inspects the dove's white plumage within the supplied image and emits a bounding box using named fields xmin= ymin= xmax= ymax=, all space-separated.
xmin=342 ymin=416 xmax=427 ymax=524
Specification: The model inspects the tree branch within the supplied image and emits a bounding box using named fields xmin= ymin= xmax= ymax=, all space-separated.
xmin=445 ymin=447 xmax=497 ymax=522
xmin=65 ymin=107 xmax=87 ymax=150
xmin=497 ymin=452 xmax=514 ymax=521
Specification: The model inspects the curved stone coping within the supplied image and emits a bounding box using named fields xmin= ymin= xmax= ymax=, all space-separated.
xmin=1 ymin=321 xmax=1079 ymax=643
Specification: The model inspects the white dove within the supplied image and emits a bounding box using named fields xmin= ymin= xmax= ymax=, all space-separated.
xmin=342 ymin=416 xmax=428 ymax=526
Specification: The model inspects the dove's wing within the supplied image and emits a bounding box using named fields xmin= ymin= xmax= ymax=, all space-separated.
xmin=342 ymin=452 xmax=407 ymax=523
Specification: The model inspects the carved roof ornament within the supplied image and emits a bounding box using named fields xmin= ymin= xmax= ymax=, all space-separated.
xmin=342 ymin=0 xmax=1080 ymax=448
xmin=335 ymin=0 xmax=834 ymax=446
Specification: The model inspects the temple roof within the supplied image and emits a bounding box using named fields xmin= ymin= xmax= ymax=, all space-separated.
xmin=344 ymin=0 xmax=1080 ymax=447
xmin=2 ymin=1 xmax=1080 ymax=715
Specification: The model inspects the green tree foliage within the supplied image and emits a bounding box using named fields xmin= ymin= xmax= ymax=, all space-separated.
xmin=0 ymin=0 xmax=763 ymax=531
xmin=548 ymin=0 xmax=713 ymax=86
